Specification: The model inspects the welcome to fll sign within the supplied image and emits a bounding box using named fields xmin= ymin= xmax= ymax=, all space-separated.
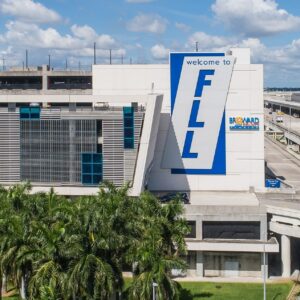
xmin=162 ymin=53 xmax=234 ymax=175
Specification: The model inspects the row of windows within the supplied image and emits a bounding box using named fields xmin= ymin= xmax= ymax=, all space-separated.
xmin=185 ymin=221 xmax=261 ymax=240
xmin=81 ymin=153 xmax=103 ymax=186
xmin=20 ymin=107 xmax=40 ymax=119
xmin=123 ymin=107 xmax=134 ymax=149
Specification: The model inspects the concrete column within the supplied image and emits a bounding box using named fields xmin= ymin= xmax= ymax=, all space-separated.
xmin=260 ymin=216 xmax=268 ymax=241
xmin=196 ymin=218 xmax=203 ymax=240
xmin=196 ymin=251 xmax=204 ymax=277
xmin=281 ymin=235 xmax=291 ymax=277
xmin=42 ymin=65 xmax=48 ymax=92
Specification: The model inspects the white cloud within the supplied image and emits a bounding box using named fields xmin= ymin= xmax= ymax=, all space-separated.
xmin=71 ymin=25 xmax=97 ymax=40
xmin=212 ymin=0 xmax=300 ymax=37
xmin=0 ymin=21 xmax=118 ymax=50
xmin=150 ymin=44 xmax=170 ymax=60
xmin=0 ymin=0 xmax=61 ymax=23
xmin=187 ymin=31 xmax=234 ymax=51
xmin=71 ymin=25 xmax=116 ymax=48
xmin=126 ymin=13 xmax=167 ymax=34
xmin=0 ymin=21 xmax=126 ymax=68
xmin=175 ymin=22 xmax=190 ymax=32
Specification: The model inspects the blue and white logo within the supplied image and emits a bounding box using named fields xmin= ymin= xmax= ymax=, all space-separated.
xmin=162 ymin=53 xmax=234 ymax=175
xmin=229 ymin=116 xmax=260 ymax=131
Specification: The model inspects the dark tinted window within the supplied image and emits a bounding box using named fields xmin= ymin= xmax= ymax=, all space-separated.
xmin=203 ymin=221 xmax=260 ymax=240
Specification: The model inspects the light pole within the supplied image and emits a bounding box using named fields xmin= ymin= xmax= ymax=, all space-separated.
xmin=263 ymin=244 xmax=266 ymax=300
xmin=152 ymin=282 xmax=158 ymax=300
xmin=289 ymin=106 xmax=291 ymax=146
xmin=48 ymin=54 xmax=51 ymax=69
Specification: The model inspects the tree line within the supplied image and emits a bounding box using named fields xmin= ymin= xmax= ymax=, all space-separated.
xmin=0 ymin=182 xmax=189 ymax=300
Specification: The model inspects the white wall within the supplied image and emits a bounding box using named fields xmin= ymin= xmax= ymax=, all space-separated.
xmin=92 ymin=52 xmax=264 ymax=192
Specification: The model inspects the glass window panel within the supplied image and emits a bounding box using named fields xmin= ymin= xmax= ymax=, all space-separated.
xmin=20 ymin=107 xmax=30 ymax=114
xmin=123 ymin=106 xmax=134 ymax=116
xmin=93 ymin=153 xmax=102 ymax=163
xmin=82 ymin=163 xmax=92 ymax=174
xmin=124 ymin=118 xmax=134 ymax=128
xmin=93 ymin=175 xmax=102 ymax=185
xmin=82 ymin=174 xmax=92 ymax=184
xmin=124 ymin=138 xmax=134 ymax=149
xmin=20 ymin=113 xmax=30 ymax=119
xmin=124 ymin=128 xmax=134 ymax=137
xmin=82 ymin=153 xmax=92 ymax=163
xmin=93 ymin=163 xmax=102 ymax=174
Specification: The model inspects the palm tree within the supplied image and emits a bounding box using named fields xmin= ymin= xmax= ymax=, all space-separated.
xmin=0 ymin=183 xmax=33 ymax=299
xmin=0 ymin=182 xmax=190 ymax=300
xmin=65 ymin=183 xmax=131 ymax=299
xmin=0 ymin=185 xmax=9 ymax=300
xmin=1 ymin=185 xmax=73 ymax=300
xmin=128 ymin=192 xmax=189 ymax=300
xmin=21 ymin=190 xmax=74 ymax=300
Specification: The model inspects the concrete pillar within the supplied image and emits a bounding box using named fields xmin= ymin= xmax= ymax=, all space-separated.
xmin=196 ymin=218 xmax=203 ymax=239
xmin=196 ymin=251 xmax=204 ymax=277
xmin=42 ymin=65 xmax=48 ymax=92
xmin=281 ymin=235 xmax=291 ymax=277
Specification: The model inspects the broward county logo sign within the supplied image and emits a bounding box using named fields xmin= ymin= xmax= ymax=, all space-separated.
xmin=229 ymin=117 xmax=260 ymax=131
xmin=162 ymin=53 xmax=234 ymax=175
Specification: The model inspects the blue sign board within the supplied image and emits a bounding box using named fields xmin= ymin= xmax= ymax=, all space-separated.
xmin=265 ymin=179 xmax=281 ymax=188
xmin=229 ymin=117 xmax=259 ymax=131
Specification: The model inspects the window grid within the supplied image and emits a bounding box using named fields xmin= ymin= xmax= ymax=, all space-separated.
xmin=123 ymin=106 xmax=134 ymax=149
xmin=81 ymin=153 xmax=103 ymax=185
xmin=20 ymin=107 xmax=41 ymax=119
xmin=20 ymin=119 xmax=97 ymax=184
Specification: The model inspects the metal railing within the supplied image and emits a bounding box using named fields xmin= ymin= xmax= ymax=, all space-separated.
xmin=48 ymin=83 xmax=92 ymax=90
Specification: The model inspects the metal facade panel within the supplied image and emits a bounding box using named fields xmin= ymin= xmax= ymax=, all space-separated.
xmin=0 ymin=112 xmax=20 ymax=182
xmin=123 ymin=112 xmax=144 ymax=183
xmin=103 ymin=119 xmax=124 ymax=186
xmin=20 ymin=119 xmax=97 ymax=184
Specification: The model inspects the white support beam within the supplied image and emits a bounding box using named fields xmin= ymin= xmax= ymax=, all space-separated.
xmin=281 ymin=235 xmax=291 ymax=277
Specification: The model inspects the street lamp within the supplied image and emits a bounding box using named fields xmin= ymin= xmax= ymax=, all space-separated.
xmin=153 ymin=282 xmax=158 ymax=300
xmin=263 ymin=244 xmax=267 ymax=300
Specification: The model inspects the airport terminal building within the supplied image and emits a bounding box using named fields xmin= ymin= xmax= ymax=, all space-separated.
xmin=0 ymin=48 xmax=299 ymax=279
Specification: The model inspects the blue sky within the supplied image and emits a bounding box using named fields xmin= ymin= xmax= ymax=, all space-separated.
xmin=1 ymin=0 xmax=300 ymax=86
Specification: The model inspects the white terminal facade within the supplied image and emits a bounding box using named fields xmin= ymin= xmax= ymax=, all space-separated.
xmin=0 ymin=48 xmax=299 ymax=279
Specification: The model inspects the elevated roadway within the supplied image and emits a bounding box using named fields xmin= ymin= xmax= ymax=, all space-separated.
xmin=264 ymin=137 xmax=300 ymax=191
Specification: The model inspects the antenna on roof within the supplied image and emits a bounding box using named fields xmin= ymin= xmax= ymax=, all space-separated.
xmin=94 ymin=42 xmax=97 ymax=65
xmin=25 ymin=49 xmax=28 ymax=69
xmin=48 ymin=54 xmax=51 ymax=69
xmin=65 ymin=59 xmax=68 ymax=70
xmin=109 ymin=49 xmax=112 ymax=65
xmin=195 ymin=41 xmax=199 ymax=52
xmin=2 ymin=58 xmax=5 ymax=71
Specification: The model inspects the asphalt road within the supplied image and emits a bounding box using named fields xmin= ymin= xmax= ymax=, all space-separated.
xmin=264 ymin=108 xmax=300 ymax=133
xmin=265 ymin=137 xmax=300 ymax=191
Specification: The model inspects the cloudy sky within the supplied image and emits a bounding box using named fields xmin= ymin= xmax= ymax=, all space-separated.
xmin=0 ymin=0 xmax=300 ymax=87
